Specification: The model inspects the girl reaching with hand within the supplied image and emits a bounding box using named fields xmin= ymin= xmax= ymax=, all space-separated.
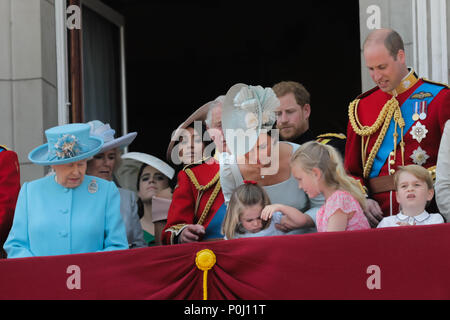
xmin=290 ymin=141 xmax=370 ymax=232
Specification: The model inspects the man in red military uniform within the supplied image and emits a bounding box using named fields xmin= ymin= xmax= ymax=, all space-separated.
xmin=162 ymin=96 xmax=226 ymax=244
xmin=0 ymin=145 xmax=20 ymax=258
xmin=345 ymin=29 xmax=450 ymax=227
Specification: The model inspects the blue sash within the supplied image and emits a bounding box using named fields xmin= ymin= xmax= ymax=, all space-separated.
xmin=370 ymin=82 xmax=445 ymax=178
xmin=203 ymin=202 xmax=227 ymax=240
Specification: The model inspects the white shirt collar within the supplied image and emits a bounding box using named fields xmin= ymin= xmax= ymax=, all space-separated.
xmin=397 ymin=210 xmax=430 ymax=222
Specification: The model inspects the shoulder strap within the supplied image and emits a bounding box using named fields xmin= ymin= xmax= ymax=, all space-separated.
xmin=356 ymin=86 xmax=379 ymax=100
xmin=316 ymin=133 xmax=346 ymax=140
xmin=422 ymin=78 xmax=449 ymax=89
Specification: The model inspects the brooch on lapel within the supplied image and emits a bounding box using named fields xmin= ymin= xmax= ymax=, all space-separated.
xmin=88 ymin=179 xmax=98 ymax=194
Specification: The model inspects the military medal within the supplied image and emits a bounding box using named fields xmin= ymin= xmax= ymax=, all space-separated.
xmin=88 ymin=179 xmax=98 ymax=194
xmin=412 ymin=101 xmax=420 ymax=121
xmin=410 ymin=146 xmax=429 ymax=166
xmin=419 ymin=101 xmax=427 ymax=120
xmin=410 ymin=121 xmax=428 ymax=143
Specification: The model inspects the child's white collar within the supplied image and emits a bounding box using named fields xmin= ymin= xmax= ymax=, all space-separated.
xmin=397 ymin=210 xmax=430 ymax=223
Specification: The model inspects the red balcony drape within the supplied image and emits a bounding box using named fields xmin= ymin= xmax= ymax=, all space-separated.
xmin=1 ymin=224 xmax=450 ymax=300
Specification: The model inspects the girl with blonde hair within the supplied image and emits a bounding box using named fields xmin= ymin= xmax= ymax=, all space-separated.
xmin=290 ymin=141 xmax=370 ymax=232
xmin=222 ymin=181 xmax=314 ymax=239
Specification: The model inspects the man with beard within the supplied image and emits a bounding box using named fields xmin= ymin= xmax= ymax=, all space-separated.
xmin=272 ymin=81 xmax=346 ymax=157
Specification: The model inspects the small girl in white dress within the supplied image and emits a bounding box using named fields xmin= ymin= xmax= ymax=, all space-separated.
xmin=377 ymin=165 xmax=444 ymax=228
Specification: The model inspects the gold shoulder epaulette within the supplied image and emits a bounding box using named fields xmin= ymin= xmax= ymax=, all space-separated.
xmin=422 ymin=78 xmax=449 ymax=89
xmin=316 ymin=133 xmax=346 ymax=140
xmin=0 ymin=145 xmax=9 ymax=151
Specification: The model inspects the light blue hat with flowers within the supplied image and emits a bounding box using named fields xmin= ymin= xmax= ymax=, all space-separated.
xmin=28 ymin=123 xmax=104 ymax=165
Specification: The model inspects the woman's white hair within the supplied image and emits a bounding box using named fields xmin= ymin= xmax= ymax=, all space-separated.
xmin=205 ymin=95 xmax=225 ymax=128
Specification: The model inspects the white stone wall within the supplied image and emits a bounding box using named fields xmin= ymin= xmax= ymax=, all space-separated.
xmin=359 ymin=0 xmax=415 ymax=92
xmin=448 ymin=2 xmax=450 ymax=81
xmin=359 ymin=0 xmax=449 ymax=92
xmin=0 ymin=0 xmax=57 ymax=184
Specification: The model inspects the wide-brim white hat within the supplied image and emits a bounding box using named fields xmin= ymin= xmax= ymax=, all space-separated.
xmin=121 ymin=152 xmax=175 ymax=180
xmin=88 ymin=120 xmax=137 ymax=153
xmin=222 ymin=83 xmax=261 ymax=157
xmin=222 ymin=83 xmax=279 ymax=156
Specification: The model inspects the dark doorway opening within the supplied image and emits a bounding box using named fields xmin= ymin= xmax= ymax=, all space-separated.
xmin=101 ymin=0 xmax=361 ymax=162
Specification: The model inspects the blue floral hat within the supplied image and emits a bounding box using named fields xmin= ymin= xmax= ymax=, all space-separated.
xmin=28 ymin=123 xmax=104 ymax=165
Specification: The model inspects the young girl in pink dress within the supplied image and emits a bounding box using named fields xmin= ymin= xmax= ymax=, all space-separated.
xmin=290 ymin=141 xmax=370 ymax=232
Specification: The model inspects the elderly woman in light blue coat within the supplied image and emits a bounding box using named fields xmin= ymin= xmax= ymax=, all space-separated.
xmin=4 ymin=123 xmax=128 ymax=258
